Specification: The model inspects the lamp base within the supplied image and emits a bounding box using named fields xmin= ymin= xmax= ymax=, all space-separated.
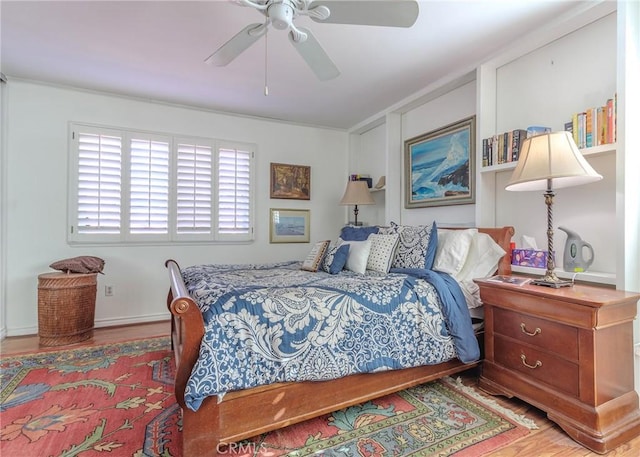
xmin=531 ymin=271 xmax=573 ymax=288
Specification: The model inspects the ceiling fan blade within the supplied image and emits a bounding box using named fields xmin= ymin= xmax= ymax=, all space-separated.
xmin=309 ymin=0 xmax=419 ymax=27
xmin=289 ymin=27 xmax=340 ymax=81
xmin=205 ymin=23 xmax=266 ymax=66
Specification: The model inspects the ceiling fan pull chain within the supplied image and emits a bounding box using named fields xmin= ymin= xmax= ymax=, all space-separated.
xmin=264 ymin=28 xmax=269 ymax=96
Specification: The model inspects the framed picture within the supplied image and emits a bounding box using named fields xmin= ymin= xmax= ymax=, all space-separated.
xmin=269 ymin=208 xmax=310 ymax=243
xmin=270 ymin=163 xmax=311 ymax=200
xmin=405 ymin=116 xmax=476 ymax=208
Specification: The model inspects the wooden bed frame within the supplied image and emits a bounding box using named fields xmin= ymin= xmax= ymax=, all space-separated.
xmin=165 ymin=226 xmax=515 ymax=456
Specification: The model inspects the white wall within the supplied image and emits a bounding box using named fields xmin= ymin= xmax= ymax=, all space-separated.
xmin=3 ymin=80 xmax=348 ymax=336
xmin=354 ymin=80 xmax=477 ymax=228
xmin=351 ymin=123 xmax=386 ymax=226
xmin=400 ymin=81 xmax=477 ymax=227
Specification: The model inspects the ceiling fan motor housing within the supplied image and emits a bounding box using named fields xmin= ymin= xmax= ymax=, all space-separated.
xmin=268 ymin=1 xmax=295 ymax=30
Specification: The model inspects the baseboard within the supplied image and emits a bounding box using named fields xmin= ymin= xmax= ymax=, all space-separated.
xmin=3 ymin=312 xmax=170 ymax=338
xmin=94 ymin=313 xmax=170 ymax=329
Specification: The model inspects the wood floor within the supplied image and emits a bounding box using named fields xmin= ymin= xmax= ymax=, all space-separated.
xmin=2 ymin=321 xmax=640 ymax=456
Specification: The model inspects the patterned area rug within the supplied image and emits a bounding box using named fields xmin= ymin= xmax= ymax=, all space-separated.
xmin=0 ymin=337 xmax=536 ymax=456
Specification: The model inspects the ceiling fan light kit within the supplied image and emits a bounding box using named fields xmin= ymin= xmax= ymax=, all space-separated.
xmin=208 ymin=0 xmax=419 ymax=81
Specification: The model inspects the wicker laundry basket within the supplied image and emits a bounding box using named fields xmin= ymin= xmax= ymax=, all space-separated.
xmin=37 ymin=272 xmax=97 ymax=346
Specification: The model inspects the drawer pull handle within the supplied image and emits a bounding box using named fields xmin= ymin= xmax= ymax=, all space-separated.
xmin=521 ymin=354 xmax=542 ymax=369
xmin=520 ymin=323 xmax=541 ymax=336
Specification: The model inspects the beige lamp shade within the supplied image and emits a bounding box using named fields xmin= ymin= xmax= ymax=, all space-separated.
xmin=506 ymin=131 xmax=602 ymax=192
xmin=340 ymin=180 xmax=375 ymax=226
xmin=339 ymin=180 xmax=375 ymax=206
xmin=504 ymin=130 xmax=602 ymax=288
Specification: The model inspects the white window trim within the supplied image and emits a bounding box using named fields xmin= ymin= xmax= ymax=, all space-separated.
xmin=68 ymin=122 xmax=255 ymax=245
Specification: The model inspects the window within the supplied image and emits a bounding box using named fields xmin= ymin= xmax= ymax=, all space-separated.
xmin=69 ymin=123 xmax=255 ymax=244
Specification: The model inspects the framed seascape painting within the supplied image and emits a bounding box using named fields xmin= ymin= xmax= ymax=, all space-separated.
xmin=270 ymin=163 xmax=311 ymax=200
xmin=405 ymin=116 xmax=476 ymax=208
xmin=269 ymin=209 xmax=310 ymax=243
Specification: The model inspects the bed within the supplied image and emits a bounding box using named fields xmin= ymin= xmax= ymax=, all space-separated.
xmin=165 ymin=224 xmax=514 ymax=456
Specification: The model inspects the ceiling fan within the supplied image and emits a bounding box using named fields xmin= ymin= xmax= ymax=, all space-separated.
xmin=205 ymin=0 xmax=419 ymax=81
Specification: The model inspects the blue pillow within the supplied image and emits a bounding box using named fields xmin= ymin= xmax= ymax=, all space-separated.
xmin=425 ymin=221 xmax=438 ymax=269
xmin=339 ymin=225 xmax=379 ymax=241
xmin=322 ymin=244 xmax=350 ymax=274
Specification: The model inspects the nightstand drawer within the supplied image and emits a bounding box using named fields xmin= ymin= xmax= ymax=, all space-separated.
xmin=494 ymin=335 xmax=579 ymax=397
xmin=494 ymin=307 xmax=578 ymax=361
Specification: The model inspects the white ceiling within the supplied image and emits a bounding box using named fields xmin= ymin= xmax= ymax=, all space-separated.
xmin=1 ymin=1 xmax=587 ymax=130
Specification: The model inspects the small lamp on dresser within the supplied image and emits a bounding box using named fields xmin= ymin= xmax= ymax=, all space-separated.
xmin=505 ymin=131 xmax=602 ymax=287
xmin=339 ymin=180 xmax=375 ymax=226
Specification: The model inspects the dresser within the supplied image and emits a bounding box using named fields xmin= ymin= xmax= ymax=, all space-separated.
xmin=475 ymin=277 xmax=640 ymax=454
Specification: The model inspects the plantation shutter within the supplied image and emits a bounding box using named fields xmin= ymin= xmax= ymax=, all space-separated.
xmin=69 ymin=123 xmax=255 ymax=244
xmin=75 ymin=130 xmax=122 ymax=234
xmin=129 ymin=136 xmax=170 ymax=235
xmin=176 ymin=141 xmax=212 ymax=234
xmin=218 ymin=144 xmax=252 ymax=238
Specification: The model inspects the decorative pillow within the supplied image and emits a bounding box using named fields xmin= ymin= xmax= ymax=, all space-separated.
xmin=301 ymin=240 xmax=330 ymax=272
xmin=387 ymin=222 xmax=435 ymax=269
xmin=340 ymin=238 xmax=372 ymax=275
xmin=456 ymin=232 xmax=506 ymax=281
xmin=433 ymin=229 xmax=477 ymax=275
xmin=366 ymin=233 xmax=400 ymax=273
xmin=339 ymin=225 xmax=379 ymax=241
xmin=49 ymin=256 xmax=105 ymax=274
xmin=322 ymin=243 xmax=350 ymax=274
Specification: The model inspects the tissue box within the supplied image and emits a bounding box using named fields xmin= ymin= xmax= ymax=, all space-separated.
xmin=511 ymin=249 xmax=553 ymax=268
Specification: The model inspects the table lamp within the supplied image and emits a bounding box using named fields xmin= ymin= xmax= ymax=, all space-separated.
xmin=505 ymin=131 xmax=602 ymax=287
xmin=339 ymin=180 xmax=375 ymax=226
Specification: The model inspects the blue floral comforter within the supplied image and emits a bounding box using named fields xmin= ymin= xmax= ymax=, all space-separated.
xmin=181 ymin=261 xmax=479 ymax=411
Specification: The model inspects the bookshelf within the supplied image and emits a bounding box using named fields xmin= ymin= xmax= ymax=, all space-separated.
xmin=479 ymin=143 xmax=617 ymax=174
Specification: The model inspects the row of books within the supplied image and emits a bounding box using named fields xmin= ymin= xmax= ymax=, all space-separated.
xmin=482 ymin=95 xmax=617 ymax=169
xmin=481 ymin=127 xmax=547 ymax=167
xmin=565 ymin=95 xmax=616 ymax=149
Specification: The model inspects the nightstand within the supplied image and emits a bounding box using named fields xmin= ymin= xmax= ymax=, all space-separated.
xmin=475 ymin=277 xmax=640 ymax=454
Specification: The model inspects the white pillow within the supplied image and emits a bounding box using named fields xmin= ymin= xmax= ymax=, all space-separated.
xmin=366 ymin=233 xmax=399 ymax=273
xmin=456 ymin=232 xmax=506 ymax=282
xmin=340 ymin=238 xmax=372 ymax=275
xmin=433 ymin=229 xmax=477 ymax=275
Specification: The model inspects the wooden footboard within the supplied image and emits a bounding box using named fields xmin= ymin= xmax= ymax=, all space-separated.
xmin=165 ymin=259 xmax=204 ymax=408
xmin=165 ymin=226 xmax=515 ymax=457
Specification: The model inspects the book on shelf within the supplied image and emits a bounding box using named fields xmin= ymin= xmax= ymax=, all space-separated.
xmin=511 ymin=129 xmax=527 ymax=162
xmin=564 ymin=121 xmax=573 ymax=137
xmin=598 ymin=106 xmax=606 ymax=145
xmin=585 ymin=108 xmax=593 ymax=148
xmin=607 ymin=96 xmax=616 ymax=144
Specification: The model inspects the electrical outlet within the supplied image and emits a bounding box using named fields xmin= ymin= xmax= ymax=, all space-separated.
xmin=105 ymin=285 xmax=113 ymax=296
